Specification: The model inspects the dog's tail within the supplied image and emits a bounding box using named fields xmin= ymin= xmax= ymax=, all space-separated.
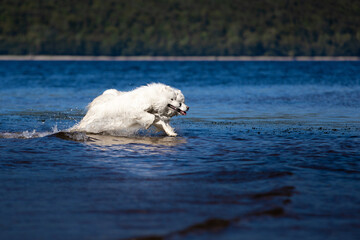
xmin=87 ymin=89 xmax=123 ymax=110
xmin=102 ymin=89 xmax=122 ymax=96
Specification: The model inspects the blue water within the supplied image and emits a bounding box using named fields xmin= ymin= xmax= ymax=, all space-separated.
xmin=1 ymin=61 xmax=360 ymax=240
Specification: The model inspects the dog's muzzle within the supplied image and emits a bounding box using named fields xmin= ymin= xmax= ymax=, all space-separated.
xmin=168 ymin=104 xmax=188 ymax=116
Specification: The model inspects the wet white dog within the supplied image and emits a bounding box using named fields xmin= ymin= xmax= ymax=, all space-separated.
xmin=70 ymin=83 xmax=189 ymax=136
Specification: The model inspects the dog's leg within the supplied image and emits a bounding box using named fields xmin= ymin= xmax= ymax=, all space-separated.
xmin=153 ymin=118 xmax=177 ymax=137
xmin=163 ymin=122 xmax=177 ymax=137
xmin=134 ymin=112 xmax=156 ymax=130
xmin=136 ymin=112 xmax=177 ymax=136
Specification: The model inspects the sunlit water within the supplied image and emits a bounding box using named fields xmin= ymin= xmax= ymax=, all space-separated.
xmin=1 ymin=61 xmax=360 ymax=240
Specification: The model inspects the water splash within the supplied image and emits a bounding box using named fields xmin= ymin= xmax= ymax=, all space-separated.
xmin=0 ymin=130 xmax=50 ymax=139
xmin=0 ymin=125 xmax=60 ymax=139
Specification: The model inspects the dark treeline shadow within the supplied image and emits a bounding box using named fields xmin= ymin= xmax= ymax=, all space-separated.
xmin=0 ymin=0 xmax=359 ymax=56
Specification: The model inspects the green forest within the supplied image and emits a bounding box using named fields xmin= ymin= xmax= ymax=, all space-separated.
xmin=0 ymin=0 xmax=359 ymax=56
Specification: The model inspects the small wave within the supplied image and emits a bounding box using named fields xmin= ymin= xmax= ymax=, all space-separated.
xmin=54 ymin=131 xmax=186 ymax=146
xmin=0 ymin=130 xmax=53 ymax=139
xmin=0 ymin=129 xmax=186 ymax=149
xmin=53 ymin=131 xmax=92 ymax=142
xmin=0 ymin=125 xmax=59 ymax=139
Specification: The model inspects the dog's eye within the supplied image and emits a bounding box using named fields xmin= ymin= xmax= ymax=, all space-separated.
xmin=179 ymin=103 xmax=182 ymax=107
xmin=171 ymin=98 xmax=174 ymax=101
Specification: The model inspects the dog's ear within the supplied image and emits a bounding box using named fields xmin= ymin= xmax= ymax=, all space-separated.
xmin=162 ymin=85 xmax=177 ymax=97
xmin=164 ymin=85 xmax=173 ymax=92
xmin=174 ymin=90 xmax=185 ymax=101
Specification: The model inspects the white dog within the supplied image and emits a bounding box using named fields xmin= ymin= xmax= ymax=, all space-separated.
xmin=70 ymin=83 xmax=189 ymax=136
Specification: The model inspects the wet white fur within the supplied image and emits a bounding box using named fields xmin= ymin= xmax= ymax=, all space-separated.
xmin=70 ymin=83 xmax=188 ymax=136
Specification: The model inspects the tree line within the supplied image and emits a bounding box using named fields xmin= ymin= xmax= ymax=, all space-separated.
xmin=0 ymin=0 xmax=359 ymax=56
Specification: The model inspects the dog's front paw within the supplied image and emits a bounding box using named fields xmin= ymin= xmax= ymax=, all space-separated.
xmin=167 ymin=132 xmax=178 ymax=137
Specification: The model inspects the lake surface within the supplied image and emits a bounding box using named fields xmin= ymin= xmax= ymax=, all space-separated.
xmin=0 ymin=61 xmax=360 ymax=240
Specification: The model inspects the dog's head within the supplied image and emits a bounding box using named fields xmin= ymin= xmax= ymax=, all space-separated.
xmin=167 ymin=88 xmax=189 ymax=116
xmin=154 ymin=84 xmax=189 ymax=117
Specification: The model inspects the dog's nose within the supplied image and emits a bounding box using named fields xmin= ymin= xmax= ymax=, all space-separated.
xmin=186 ymin=106 xmax=190 ymax=111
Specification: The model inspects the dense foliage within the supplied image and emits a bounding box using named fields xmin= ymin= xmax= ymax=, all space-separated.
xmin=0 ymin=0 xmax=359 ymax=56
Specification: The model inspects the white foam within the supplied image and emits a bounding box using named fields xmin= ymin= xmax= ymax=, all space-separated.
xmin=0 ymin=125 xmax=60 ymax=139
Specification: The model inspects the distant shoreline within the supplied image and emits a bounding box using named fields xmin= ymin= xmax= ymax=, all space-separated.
xmin=0 ymin=55 xmax=359 ymax=61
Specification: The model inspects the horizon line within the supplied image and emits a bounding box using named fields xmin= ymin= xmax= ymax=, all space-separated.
xmin=0 ymin=55 xmax=359 ymax=61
